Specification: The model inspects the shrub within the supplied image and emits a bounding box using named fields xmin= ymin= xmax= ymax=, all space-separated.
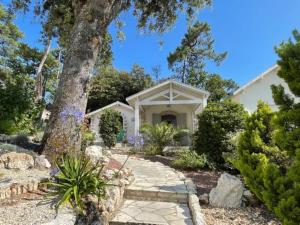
xmin=234 ymin=31 xmax=300 ymax=225
xmin=144 ymin=145 xmax=161 ymax=156
xmin=193 ymin=100 xmax=247 ymax=166
xmin=99 ymin=109 xmax=122 ymax=148
xmin=141 ymin=123 xmax=188 ymax=155
xmin=45 ymin=154 xmax=106 ymax=213
xmin=171 ymin=150 xmax=208 ymax=170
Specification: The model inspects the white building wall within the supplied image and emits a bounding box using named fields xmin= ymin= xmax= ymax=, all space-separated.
xmin=89 ymin=105 xmax=135 ymax=143
xmin=231 ymin=69 xmax=298 ymax=113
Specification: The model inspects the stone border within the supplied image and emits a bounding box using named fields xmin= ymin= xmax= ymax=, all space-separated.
xmin=176 ymin=171 xmax=206 ymax=225
xmin=0 ymin=179 xmax=44 ymax=200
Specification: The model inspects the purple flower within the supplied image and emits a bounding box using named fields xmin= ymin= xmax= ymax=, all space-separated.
xmin=128 ymin=133 xmax=144 ymax=147
xmin=60 ymin=106 xmax=84 ymax=124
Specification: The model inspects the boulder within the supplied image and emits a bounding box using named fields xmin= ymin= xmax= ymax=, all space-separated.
xmin=0 ymin=152 xmax=34 ymax=171
xmin=85 ymin=145 xmax=104 ymax=165
xmin=35 ymin=155 xmax=51 ymax=169
xmin=42 ymin=207 xmax=76 ymax=225
xmin=209 ymin=173 xmax=244 ymax=208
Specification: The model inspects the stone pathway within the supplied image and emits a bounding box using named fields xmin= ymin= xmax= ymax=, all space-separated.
xmin=111 ymin=155 xmax=194 ymax=225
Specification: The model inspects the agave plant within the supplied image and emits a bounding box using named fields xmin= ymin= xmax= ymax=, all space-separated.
xmin=141 ymin=123 xmax=189 ymax=155
xmin=45 ymin=153 xmax=106 ymax=213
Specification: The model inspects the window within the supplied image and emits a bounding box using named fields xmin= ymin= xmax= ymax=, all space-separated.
xmin=161 ymin=114 xmax=177 ymax=127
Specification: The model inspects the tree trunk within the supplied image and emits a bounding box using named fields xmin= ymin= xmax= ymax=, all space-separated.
xmin=41 ymin=0 xmax=125 ymax=155
xmin=35 ymin=38 xmax=51 ymax=103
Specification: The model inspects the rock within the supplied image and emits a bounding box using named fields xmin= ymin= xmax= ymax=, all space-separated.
xmin=209 ymin=173 xmax=244 ymax=208
xmin=42 ymin=207 xmax=76 ymax=225
xmin=162 ymin=146 xmax=189 ymax=156
xmin=198 ymin=193 xmax=209 ymax=205
xmin=35 ymin=155 xmax=51 ymax=169
xmin=0 ymin=152 xmax=34 ymax=171
xmin=243 ymin=189 xmax=259 ymax=206
xmin=85 ymin=145 xmax=103 ymax=165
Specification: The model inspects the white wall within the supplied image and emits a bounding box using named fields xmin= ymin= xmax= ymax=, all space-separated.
xmin=142 ymin=104 xmax=196 ymax=131
xmin=89 ymin=105 xmax=135 ymax=143
xmin=231 ymin=69 xmax=298 ymax=113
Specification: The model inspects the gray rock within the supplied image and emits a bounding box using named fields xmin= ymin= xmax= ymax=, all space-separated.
xmin=35 ymin=155 xmax=51 ymax=169
xmin=0 ymin=152 xmax=34 ymax=171
xmin=209 ymin=173 xmax=244 ymax=208
xmin=42 ymin=207 xmax=76 ymax=225
xmin=198 ymin=193 xmax=209 ymax=205
xmin=243 ymin=189 xmax=259 ymax=206
xmin=85 ymin=145 xmax=103 ymax=165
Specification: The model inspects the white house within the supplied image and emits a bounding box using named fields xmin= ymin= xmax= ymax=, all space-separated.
xmin=86 ymin=79 xmax=210 ymax=144
xmin=231 ymin=65 xmax=299 ymax=113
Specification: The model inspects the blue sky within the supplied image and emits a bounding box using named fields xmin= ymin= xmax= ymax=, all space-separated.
xmin=5 ymin=0 xmax=300 ymax=86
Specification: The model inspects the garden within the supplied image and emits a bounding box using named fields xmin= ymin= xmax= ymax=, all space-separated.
xmin=0 ymin=0 xmax=299 ymax=224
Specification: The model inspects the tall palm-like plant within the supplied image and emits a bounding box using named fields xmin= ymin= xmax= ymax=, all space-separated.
xmin=141 ymin=123 xmax=189 ymax=154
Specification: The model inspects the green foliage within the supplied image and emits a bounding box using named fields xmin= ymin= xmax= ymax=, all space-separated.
xmin=168 ymin=21 xmax=226 ymax=84
xmin=193 ymin=100 xmax=247 ymax=166
xmin=171 ymin=150 xmax=208 ymax=170
xmin=144 ymin=145 xmax=162 ymax=156
xmin=45 ymin=154 xmax=106 ymax=213
xmin=87 ymin=65 xmax=153 ymax=111
xmin=99 ymin=109 xmax=122 ymax=148
xmin=0 ymin=6 xmax=59 ymax=134
xmin=201 ymin=73 xmax=238 ymax=102
xmin=141 ymin=123 xmax=186 ymax=155
xmin=0 ymin=4 xmax=23 ymax=68
xmin=80 ymin=119 xmax=95 ymax=150
xmin=234 ymin=31 xmax=300 ymax=225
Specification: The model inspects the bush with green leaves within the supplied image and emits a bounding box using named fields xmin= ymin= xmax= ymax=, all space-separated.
xmin=193 ymin=100 xmax=247 ymax=166
xmin=141 ymin=123 xmax=188 ymax=155
xmin=171 ymin=150 xmax=208 ymax=170
xmin=234 ymin=30 xmax=300 ymax=225
xmin=45 ymin=154 xmax=106 ymax=213
xmin=99 ymin=109 xmax=122 ymax=148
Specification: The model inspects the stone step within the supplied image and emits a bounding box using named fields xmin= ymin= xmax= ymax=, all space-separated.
xmin=124 ymin=188 xmax=188 ymax=203
xmin=109 ymin=200 xmax=193 ymax=225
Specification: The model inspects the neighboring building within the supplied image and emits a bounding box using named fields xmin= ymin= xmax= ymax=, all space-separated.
xmin=86 ymin=79 xmax=209 ymax=144
xmin=231 ymin=65 xmax=298 ymax=113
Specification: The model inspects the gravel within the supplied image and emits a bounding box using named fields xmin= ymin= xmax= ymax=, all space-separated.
xmin=0 ymin=193 xmax=56 ymax=225
xmin=202 ymin=205 xmax=281 ymax=225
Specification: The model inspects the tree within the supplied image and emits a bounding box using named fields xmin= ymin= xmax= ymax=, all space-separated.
xmin=0 ymin=4 xmax=23 ymax=77
xmin=10 ymin=0 xmax=212 ymax=153
xmin=0 ymin=5 xmax=59 ymax=134
xmin=193 ymin=100 xmax=247 ymax=166
xmin=168 ymin=21 xmax=226 ymax=84
xmin=87 ymin=65 xmax=153 ymax=111
xmin=234 ymin=30 xmax=300 ymax=225
xmin=194 ymin=73 xmax=238 ymax=102
xmin=99 ymin=109 xmax=122 ymax=148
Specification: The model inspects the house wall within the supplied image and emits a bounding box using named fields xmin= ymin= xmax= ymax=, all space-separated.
xmin=231 ymin=69 xmax=298 ymax=113
xmin=141 ymin=104 xmax=196 ymax=132
xmin=89 ymin=105 xmax=135 ymax=144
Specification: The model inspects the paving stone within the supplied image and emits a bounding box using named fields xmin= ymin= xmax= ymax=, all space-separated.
xmin=111 ymin=200 xmax=192 ymax=225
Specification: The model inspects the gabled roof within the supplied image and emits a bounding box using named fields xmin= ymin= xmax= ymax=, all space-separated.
xmin=126 ymin=79 xmax=210 ymax=102
xmin=85 ymin=101 xmax=133 ymax=117
xmin=233 ymin=64 xmax=279 ymax=96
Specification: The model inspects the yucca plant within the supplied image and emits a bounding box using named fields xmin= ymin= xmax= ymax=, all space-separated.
xmin=44 ymin=153 xmax=106 ymax=213
xmin=141 ymin=123 xmax=189 ymax=155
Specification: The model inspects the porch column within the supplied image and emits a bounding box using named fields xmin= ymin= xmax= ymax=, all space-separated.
xmin=134 ymin=98 xmax=140 ymax=135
